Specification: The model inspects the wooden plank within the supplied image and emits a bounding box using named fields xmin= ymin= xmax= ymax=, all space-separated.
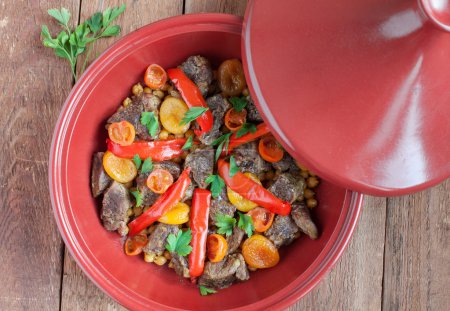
xmin=0 ymin=0 xmax=79 ymax=309
xmin=288 ymin=197 xmax=387 ymax=311
xmin=383 ymin=179 xmax=450 ymax=311
xmin=60 ymin=1 xmax=183 ymax=310
xmin=185 ymin=0 xmax=248 ymax=16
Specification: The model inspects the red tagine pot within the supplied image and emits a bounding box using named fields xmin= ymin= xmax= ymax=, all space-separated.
xmin=50 ymin=14 xmax=363 ymax=310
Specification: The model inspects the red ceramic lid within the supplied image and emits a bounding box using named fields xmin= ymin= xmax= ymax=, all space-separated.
xmin=242 ymin=0 xmax=450 ymax=196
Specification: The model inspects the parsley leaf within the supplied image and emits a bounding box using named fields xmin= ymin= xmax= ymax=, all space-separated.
xmin=205 ymin=175 xmax=225 ymax=199
xmin=229 ymin=96 xmax=248 ymax=112
xmin=199 ymin=286 xmax=217 ymax=296
xmin=215 ymin=213 xmax=236 ymax=237
xmin=182 ymin=136 xmax=193 ymax=150
xmin=238 ymin=212 xmax=254 ymax=237
xmin=229 ymin=156 xmax=239 ymax=177
xmin=165 ymin=229 xmax=193 ymax=256
xmin=180 ymin=107 xmax=209 ymax=125
xmin=131 ymin=190 xmax=143 ymax=207
xmin=235 ymin=123 xmax=257 ymax=138
xmin=132 ymin=154 xmax=142 ymax=169
xmin=141 ymin=157 xmax=153 ymax=173
xmin=140 ymin=111 xmax=158 ymax=137
xmin=212 ymin=133 xmax=232 ymax=161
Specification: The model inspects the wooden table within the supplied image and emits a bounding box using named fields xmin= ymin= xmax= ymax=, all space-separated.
xmin=0 ymin=0 xmax=448 ymax=310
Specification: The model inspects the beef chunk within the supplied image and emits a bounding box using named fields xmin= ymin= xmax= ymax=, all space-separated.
xmin=199 ymin=94 xmax=230 ymax=145
xmin=182 ymin=181 xmax=194 ymax=202
xmin=143 ymin=223 xmax=179 ymax=256
xmin=268 ymin=173 xmax=304 ymax=203
xmin=226 ymin=227 xmax=245 ymax=254
xmin=209 ymin=188 xmax=236 ymax=224
xmin=184 ymin=147 xmax=214 ymax=188
xmin=264 ymin=215 xmax=299 ymax=247
xmin=180 ymin=55 xmax=213 ymax=97
xmin=101 ymin=182 xmax=131 ymax=236
xmin=246 ymin=96 xmax=263 ymax=123
xmin=232 ymin=141 xmax=271 ymax=175
xmin=136 ymin=171 xmax=159 ymax=206
xmin=198 ymin=254 xmax=249 ymax=289
xmin=91 ymin=152 xmax=112 ymax=197
xmin=272 ymin=152 xmax=300 ymax=174
xmin=107 ymin=92 xmax=161 ymax=140
xmin=154 ymin=161 xmax=181 ymax=179
xmin=291 ymin=203 xmax=319 ymax=240
xmin=170 ymin=253 xmax=190 ymax=278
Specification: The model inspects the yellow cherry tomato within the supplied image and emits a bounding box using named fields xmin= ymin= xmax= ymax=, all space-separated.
xmin=159 ymin=96 xmax=190 ymax=134
xmin=158 ymin=202 xmax=190 ymax=225
xmin=227 ymin=172 xmax=261 ymax=212
xmin=102 ymin=151 xmax=137 ymax=183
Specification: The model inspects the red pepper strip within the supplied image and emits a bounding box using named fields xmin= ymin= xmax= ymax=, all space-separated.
xmin=188 ymin=189 xmax=211 ymax=278
xmin=128 ymin=168 xmax=191 ymax=236
xmin=167 ymin=68 xmax=214 ymax=136
xmin=107 ymin=139 xmax=185 ymax=161
xmin=218 ymin=159 xmax=291 ymax=216
xmin=225 ymin=123 xmax=271 ymax=155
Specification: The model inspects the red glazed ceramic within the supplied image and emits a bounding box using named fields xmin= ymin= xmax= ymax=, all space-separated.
xmin=50 ymin=14 xmax=363 ymax=311
xmin=242 ymin=0 xmax=450 ymax=196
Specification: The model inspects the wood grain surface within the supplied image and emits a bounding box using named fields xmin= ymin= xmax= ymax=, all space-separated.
xmin=0 ymin=0 xmax=448 ymax=310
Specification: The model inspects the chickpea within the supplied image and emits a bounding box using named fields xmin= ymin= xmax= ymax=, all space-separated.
xmin=167 ymin=134 xmax=175 ymax=139
xmin=181 ymin=151 xmax=189 ymax=159
xmin=175 ymin=133 xmax=185 ymax=139
xmin=242 ymin=87 xmax=250 ymax=97
xmin=163 ymin=250 xmax=172 ymax=260
xmin=168 ymin=261 xmax=174 ymax=269
xmin=154 ymin=255 xmax=167 ymax=266
xmin=123 ymin=180 xmax=133 ymax=188
xmin=185 ymin=129 xmax=195 ymax=138
xmin=127 ymin=209 xmax=133 ymax=217
xmin=161 ymin=82 xmax=170 ymax=91
xmin=144 ymin=253 xmax=156 ymax=263
xmin=153 ymin=90 xmax=165 ymax=99
xmin=248 ymin=266 xmax=258 ymax=272
xmin=122 ymin=97 xmax=132 ymax=107
xmin=133 ymin=206 xmax=143 ymax=217
xmin=159 ymin=129 xmax=169 ymax=140
xmin=143 ymin=87 xmax=153 ymax=94
xmin=265 ymin=170 xmax=275 ymax=180
xmin=304 ymin=188 xmax=315 ymax=199
xmin=147 ymin=225 xmax=156 ymax=235
xmin=143 ymin=206 xmax=150 ymax=213
xmin=307 ymin=176 xmax=320 ymax=188
xmin=172 ymin=156 xmax=182 ymax=163
xmin=306 ymin=198 xmax=318 ymax=209
xmin=132 ymin=83 xmax=143 ymax=95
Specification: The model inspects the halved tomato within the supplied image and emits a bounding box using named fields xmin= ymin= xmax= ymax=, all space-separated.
xmin=144 ymin=64 xmax=167 ymax=89
xmin=147 ymin=169 xmax=174 ymax=194
xmin=258 ymin=135 xmax=284 ymax=163
xmin=247 ymin=207 xmax=275 ymax=233
xmin=224 ymin=108 xmax=246 ymax=131
xmin=108 ymin=121 xmax=135 ymax=146
xmin=207 ymin=234 xmax=228 ymax=262
xmin=124 ymin=233 xmax=148 ymax=256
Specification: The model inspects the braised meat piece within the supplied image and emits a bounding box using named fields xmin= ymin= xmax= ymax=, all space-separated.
xmin=91 ymin=152 xmax=112 ymax=197
xmin=199 ymin=94 xmax=230 ymax=145
xmin=143 ymin=223 xmax=179 ymax=256
xmin=209 ymin=188 xmax=236 ymax=224
xmin=198 ymin=253 xmax=249 ymax=289
xmin=264 ymin=215 xmax=299 ymax=248
xmin=291 ymin=203 xmax=319 ymax=240
xmin=182 ymin=182 xmax=194 ymax=202
xmin=170 ymin=253 xmax=190 ymax=278
xmin=232 ymin=141 xmax=271 ymax=176
xmin=154 ymin=161 xmax=181 ymax=179
xmin=246 ymin=96 xmax=263 ymax=123
xmin=107 ymin=92 xmax=161 ymax=140
xmin=184 ymin=147 xmax=214 ymax=188
xmin=101 ymin=182 xmax=132 ymax=236
xmin=272 ymin=152 xmax=300 ymax=174
xmin=180 ymin=55 xmax=213 ymax=97
xmin=268 ymin=173 xmax=305 ymax=203
xmin=226 ymin=227 xmax=245 ymax=254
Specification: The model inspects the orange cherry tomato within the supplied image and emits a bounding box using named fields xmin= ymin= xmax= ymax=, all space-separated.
xmin=146 ymin=169 xmax=174 ymax=194
xmin=258 ymin=135 xmax=284 ymax=163
xmin=242 ymin=235 xmax=279 ymax=269
xmin=124 ymin=233 xmax=148 ymax=256
xmin=247 ymin=208 xmax=275 ymax=233
xmin=108 ymin=121 xmax=136 ymax=146
xmin=144 ymin=64 xmax=167 ymax=89
xmin=224 ymin=108 xmax=247 ymax=131
xmin=206 ymin=234 xmax=228 ymax=263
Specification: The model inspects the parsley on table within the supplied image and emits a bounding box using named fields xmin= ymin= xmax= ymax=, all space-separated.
xmin=41 ymin=5 xmax=126 ymax=81
xmin=180 ymin=107 xmax=209 ymax=125
xmin=205 ymin=175 xmax=225 ymax=199
xmin=165 ymin=229 xmax=193 ymax=256
xmin=235 ymin=123 xmax=257 ymax=138
xmin=132 ymin=154 xmax=142 ymax=169
xmin=131 ymin=190 xmax=142 ymax=207
xmin=141 ymin=157 xmax=153 ymax=173
xmin=229 ymin=156 xmax=239 ymax=177
xmin=215 ymin=213 xmax=236 ymax=237
xmin=212 ymin=133 xmax=232 ymax=161
xmin=140 ymin=111 xmax=158 ymax=138
xmin=199 ymin=286 xmax=217 ymax=296
xmin=229 ymin=96 xmax=248 ymax=112
xmin=238 ymin=212 xmax=254 ymax=237
xmin=182 ymin=136 xmax=193 ymax=150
